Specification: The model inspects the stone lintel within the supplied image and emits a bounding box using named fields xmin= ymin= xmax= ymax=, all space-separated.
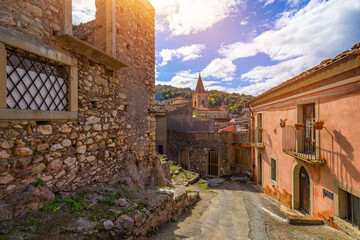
xmin=56 ymin=34 xmax=127 ymax=70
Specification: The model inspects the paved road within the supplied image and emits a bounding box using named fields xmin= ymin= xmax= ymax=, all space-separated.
xmin=150 ymin=180 xmax=352 ymax=240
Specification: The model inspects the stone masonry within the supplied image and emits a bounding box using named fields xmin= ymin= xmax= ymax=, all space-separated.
xmin=0 ymin=0 xmax=164 ymax=220
xmin=167 ymin=132 xmax=250 ymax=177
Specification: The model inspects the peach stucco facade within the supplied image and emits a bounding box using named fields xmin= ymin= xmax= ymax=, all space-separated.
xmin=249 ymin=43 xmax=360 ymax=223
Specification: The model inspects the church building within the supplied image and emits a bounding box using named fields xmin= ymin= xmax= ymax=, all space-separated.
xmin=193 ymin=74 xmax=230 ymax=120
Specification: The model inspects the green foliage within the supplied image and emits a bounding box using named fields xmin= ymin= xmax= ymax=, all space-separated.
xmin=197 ymin=184 xmax=209 ymax=190
xmin=193 ymin=114 xmax=207 ymax=118
xmin=33 ymin=179 xmax=46 ymax=188
xmin=41 ymin=195 xmax=87 ymax=213
xmin=186 ymin=189 xmax=193 ymax=194
xmin=155 ymin=86 xmax=253 ymax=115
xmin=0 ymin=234 xmax=9 ymax=240
xmin=97 ymin=198 xmax=117 ymax=206
xmin=155 ymin=85 xmax=192 ymax=102
xmin=208 ymin=90 xmax=253 ymax=115
xmin=170 ymin=218 xmax=179 ymax=223
xmin=152 ymin=226 xmax=159 ymax=235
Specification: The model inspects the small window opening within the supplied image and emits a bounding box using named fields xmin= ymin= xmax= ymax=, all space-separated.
xmin=36 ymin=121 xmax=50 ymax=125
xmin=271 ymin=158 xmax=277 ymax=182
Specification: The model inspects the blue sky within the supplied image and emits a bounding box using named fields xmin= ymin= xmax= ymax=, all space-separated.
xmin=73 ymin=0 xmax=360 ymax=96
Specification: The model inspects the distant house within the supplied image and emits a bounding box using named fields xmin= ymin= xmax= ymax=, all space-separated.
xmin=248 ymin=42 xmax=360 ymax=232
xmin=171 ymin=96 xmax=189 ymax=105
xmin=192 ymin=73 xmax=230 ymax=120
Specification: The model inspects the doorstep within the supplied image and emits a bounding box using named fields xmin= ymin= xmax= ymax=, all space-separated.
xmin=288 ymin=215 xmax=324 ymax=225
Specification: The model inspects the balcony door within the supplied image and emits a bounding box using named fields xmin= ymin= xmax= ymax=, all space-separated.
xmin=301 ymin=103 xmax=315 ymax=156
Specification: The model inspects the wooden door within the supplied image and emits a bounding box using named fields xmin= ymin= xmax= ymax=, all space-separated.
xmin=208 ymin=150 xmax=218 ymax=176
xmin=299 ymin=166 xmax=310 ymax=214
xmin=302 ymin=103 xmax=315 ymax=155
xmin=180 ymin=149 xmax=189 ymax=170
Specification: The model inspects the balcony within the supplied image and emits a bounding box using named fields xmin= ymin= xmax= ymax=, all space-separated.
xmin=251 ymin=128 xmax=265 ymax=149
xmin=282 ymin=125 xmax=324 ymax=165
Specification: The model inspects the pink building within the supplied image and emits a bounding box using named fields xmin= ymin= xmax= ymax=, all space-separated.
xmin=248 ymin=42 xmax=360 ymax=232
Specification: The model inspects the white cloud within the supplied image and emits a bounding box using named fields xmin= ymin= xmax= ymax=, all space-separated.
xmin=149 ymin=0 xmax=244 ymax=36
xmin=221 ymin=0 xmax=360 ymax=95
xmin=240 ymin=20 xmax=249 ymax=25
xmin=72 ymin=0 xmax=96 ymax=25
xmin=206 ymin=86 xmax=228 ymax=91
xmin=259 ymin=0 xmax=275 ymax=7
xmin=202 ymin=58 xmax=237 ymax=81
xmin=159 ymin=44 xmax=206 ymax=66
xmin=157 ymin=70 xmax=219 ymax=89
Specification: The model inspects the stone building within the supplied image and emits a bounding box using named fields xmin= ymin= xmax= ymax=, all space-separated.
xmin=248 ymin=42 xmax=360 ymax=233
xmin=171 ymin=96 xmax=189 ymax=105
xmin=165 ymin=104 xmax=250 ymax=177
xmin=192 ymin=74 xmax=230 ymax=120
xmin=0 ymin=0 xmax=167 ymax=220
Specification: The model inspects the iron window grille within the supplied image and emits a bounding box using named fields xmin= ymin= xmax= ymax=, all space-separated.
xmin=6 ymin=46 xmax=69 ymax=111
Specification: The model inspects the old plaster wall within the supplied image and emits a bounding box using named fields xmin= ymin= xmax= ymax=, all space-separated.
xmin=252 ymin=80 xmax=360 ymax=214
xmin=0 ymin=0 xmax=162 ymax=217
xmin=167 ymin=132 xmax=249 ymax=176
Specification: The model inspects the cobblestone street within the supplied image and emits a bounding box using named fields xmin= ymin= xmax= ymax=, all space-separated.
xmin=151 ymin=180 xmax=352 ymax=240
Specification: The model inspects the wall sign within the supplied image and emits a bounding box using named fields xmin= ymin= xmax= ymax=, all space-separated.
xmin=323 ymin=188 xmax=334 ymax=200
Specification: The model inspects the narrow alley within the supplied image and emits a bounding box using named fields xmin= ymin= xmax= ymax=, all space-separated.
xmin=150 ymin=180 xmax=352 ymax=240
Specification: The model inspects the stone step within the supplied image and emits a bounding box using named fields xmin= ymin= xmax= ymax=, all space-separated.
xmin=288 ymin=215 xmax=324 ymax=225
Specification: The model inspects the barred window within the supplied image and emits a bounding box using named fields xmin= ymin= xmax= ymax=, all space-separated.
xmin=6 ymin=47 xmax=69 ymax=111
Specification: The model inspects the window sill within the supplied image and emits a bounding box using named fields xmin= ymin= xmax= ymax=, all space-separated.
xmin=56 ymin=34 xmax=127 ymax=70
xmin=0 ymin=109 xmax=78 ymax=120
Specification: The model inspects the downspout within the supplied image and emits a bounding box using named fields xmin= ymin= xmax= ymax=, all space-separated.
xmin=248 ymin=104 xmax=255 ymax=181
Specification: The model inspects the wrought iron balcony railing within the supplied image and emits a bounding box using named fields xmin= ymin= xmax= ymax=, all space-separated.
xmin=251 ymin=128 xmax=265 ymax=149
xmin=282 ymin=125 xmax=324 ymax=164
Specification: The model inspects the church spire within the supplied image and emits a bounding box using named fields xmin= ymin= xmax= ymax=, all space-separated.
xmin=195 ymin=72 xmax=206 ymax=93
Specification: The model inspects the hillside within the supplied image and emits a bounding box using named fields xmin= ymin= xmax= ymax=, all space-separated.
xmin=155 ymin=85 xmax=253 ymax=115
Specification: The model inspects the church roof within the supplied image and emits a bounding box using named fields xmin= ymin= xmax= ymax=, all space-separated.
xmin=195 ymin=73 xmax=206 ymax=93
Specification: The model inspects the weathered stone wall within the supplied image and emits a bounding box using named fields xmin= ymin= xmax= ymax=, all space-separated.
xmin=0 ymin=0 xmax=63 ymax=44
xmin=0 ymin=0 xmax=160 ymax=213
xmin=167 ymin=105 xmax=215 ymax=133
xmin=73 ymin=20 xmax=95 ymax=45
xmin=167 ymin=132 xmax=250 ymax=176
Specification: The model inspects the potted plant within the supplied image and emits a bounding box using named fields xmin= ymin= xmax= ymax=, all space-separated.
xmin=295 ymin=123 xmax=304 ymax=131
xmin=314 ymin=120 xmax=324 ymax=130
xmin=280 ymin=118 xmax=287 ymax=128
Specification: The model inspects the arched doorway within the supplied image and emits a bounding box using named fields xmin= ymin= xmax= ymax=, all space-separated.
xmin=292 ymin=161 xmax=313 ymax=215
xmin=257 ymin=152 xmax=262 ymax=186
xmin=179 ymin=149 xmax=189 ymax=170
xmin=208 ymin=150 xmax=219 ymax=176
xmin=299 ymin=166 xmax=310 ymax=214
